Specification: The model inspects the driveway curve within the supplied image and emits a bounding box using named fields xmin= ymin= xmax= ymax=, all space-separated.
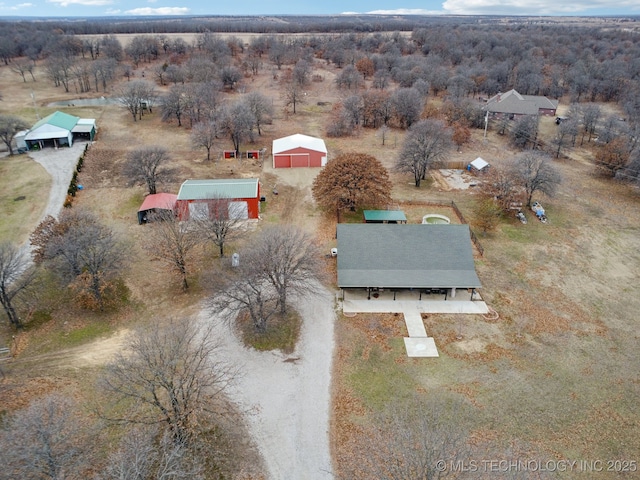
xmin=202 ymin=285 xmax=336 ymax=480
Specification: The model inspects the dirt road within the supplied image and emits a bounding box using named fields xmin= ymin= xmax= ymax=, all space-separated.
xmin=202 ymin=284 xmax=336 ymax=480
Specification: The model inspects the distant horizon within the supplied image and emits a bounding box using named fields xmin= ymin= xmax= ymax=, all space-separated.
xmin=0 ymin=0 xmax=638 ymax=20
xmin=2 ymin=13 xmax=640 ymax=19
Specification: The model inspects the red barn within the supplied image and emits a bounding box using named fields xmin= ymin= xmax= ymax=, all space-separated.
xmin=137 ymin=192 xmax=178 ymax=224
xmin=175 ymin=178 xmax=261 ymax=221
xmin=272 ymin=133 xmax=327 ymax=168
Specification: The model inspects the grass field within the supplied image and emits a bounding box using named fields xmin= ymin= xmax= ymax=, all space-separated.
xmin=0 ymin=43 xmax=639 ymax=480
xmin=0 ymin=154 xmax=50 ymax=245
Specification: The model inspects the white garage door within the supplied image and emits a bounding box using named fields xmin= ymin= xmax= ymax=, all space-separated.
xmin=189 ymin=202 xmax=209 ymax=220
xmin=229 ymin=201 xmax=248 ymax=219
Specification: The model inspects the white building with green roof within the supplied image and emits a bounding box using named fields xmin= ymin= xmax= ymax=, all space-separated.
xmin=24 ymin=111 xmax=96 ymax=150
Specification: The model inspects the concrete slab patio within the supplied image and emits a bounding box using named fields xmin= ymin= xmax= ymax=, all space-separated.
xmin=404 ymin=337 xmax=439 ymax=357
xmin=340 ymin=288 xmax=489 ymax=357
xmin=342 ymin=288 xmax=489 ymax=315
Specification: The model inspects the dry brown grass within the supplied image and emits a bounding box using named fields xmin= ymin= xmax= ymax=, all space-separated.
xmin=0 ymin=154 xmax=51 ymax=245
xmin=1 ymin=46 xmax=640 ymax=479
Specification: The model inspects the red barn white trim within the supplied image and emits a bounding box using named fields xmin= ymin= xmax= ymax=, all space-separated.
xmin=175 ymin=178 xmax=261 ymax=221
xmin=272 ymin=133 xmax=327 ymax=168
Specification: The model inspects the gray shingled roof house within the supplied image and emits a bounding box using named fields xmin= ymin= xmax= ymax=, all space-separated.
xmin=336 ymin=224 xmax=481 ymax=290
xmin=483 ymin=89 xmax=559 ymax=118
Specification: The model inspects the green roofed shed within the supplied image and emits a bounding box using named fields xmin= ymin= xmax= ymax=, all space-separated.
xmin=363 ymin=210 xmax=407 ymax=224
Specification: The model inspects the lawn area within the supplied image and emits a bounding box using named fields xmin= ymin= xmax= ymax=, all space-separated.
xmin=332 ymin=155 xmax=640 ymax=479
xmin=0 ymin=153 xmax=50 ymax=245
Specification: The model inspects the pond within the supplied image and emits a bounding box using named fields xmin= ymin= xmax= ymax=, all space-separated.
xmin=47 ymin=97 xmax=121 ymax=107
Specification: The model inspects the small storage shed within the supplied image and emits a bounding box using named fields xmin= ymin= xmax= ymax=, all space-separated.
xmin=175 ymin=178 xmax=261 ymax=221
xmin=363 ymin=210 xmax=407 ymax=224
xmin=14 ymin=130 xmax=28 ymax=151
xmin=272 ymin=133 xmax=327 ymax=168
xmin=137 ymin=193 xmax=178 ymax=224
xmin=24 ymin=111 xmax=96 ymax=150
xmin=469 ymin=157 xmax=490 ymax=174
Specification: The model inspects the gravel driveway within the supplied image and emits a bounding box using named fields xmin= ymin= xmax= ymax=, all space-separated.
xmin=28 ymin=142 xmax=87 ymax=220
xmin=202 ymin=284 xmax=336 ymax=480
xmin=13 ymin=143 xmax=86 ymax=264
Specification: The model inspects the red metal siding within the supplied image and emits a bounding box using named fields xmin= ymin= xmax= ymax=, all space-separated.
xmin=274 ymin=147 xmax=323 ymax=168
xmin=274 ymin=154 xmax=292 ymax=168
xmin=175 ymin=195 xmax=260 ymax=221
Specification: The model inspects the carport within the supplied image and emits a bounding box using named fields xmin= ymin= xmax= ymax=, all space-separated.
xmin=137 ymin=193 xmax=178 ymax=224
xmin=337 ymin=224 xmax=482 ymax=302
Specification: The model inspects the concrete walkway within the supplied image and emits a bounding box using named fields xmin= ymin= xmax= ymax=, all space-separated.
xmin=340 ymin=289 xmax=490 ymax=358
xmin=403 ymin=310 xmax=428 ymax=337
xmin=401 ymin=309 xmax=439 ymax=357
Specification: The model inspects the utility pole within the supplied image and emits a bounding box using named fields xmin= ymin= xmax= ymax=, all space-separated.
xmin=483 ymin=109 xmax=489 ymax=143
xmin=30 ymin=91 xmax=40 ymax=120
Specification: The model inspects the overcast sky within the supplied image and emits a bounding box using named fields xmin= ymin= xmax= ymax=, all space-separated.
xmin=0 ymin=0 xmax=638 ymax=18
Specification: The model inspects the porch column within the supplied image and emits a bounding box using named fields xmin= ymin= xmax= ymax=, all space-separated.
xmin=450 ymin=287 xmax=456 ymax=298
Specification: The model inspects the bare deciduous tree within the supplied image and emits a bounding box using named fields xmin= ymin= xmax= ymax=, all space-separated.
xmin=193 ymin=196 xmax=242 ymax=258
xmin=10 ymin=59 xmax=35 ymax=82
xmin=117 ymin=79 xmax=156 ymax=122
xmin=551 ymin=117 xmax=578 ymax=158
xmin=32 ymin=209 xmax=126 ymax=310
xmin=0 ymin=394 xmax=92 ymax=480
xmin=594 ymin=137 xmax=630 ymax=177
xmin=390 ymin=87 xmax=423 ymax=128
xmin=99 ymin=317 xmax=237 ymax=446
xmin=218 ymin=101 xmax=256 ymax=155
xmin=209 ymin=264 xmax=279 ymax=333
xmin=245 ymin=225 xmax=323 ymax=314
xmin=509 ymin=115 xmax=539 ymax=150
xmin=0 ymin=242 xmax=36 ymax=329
xmin=0 ymin=114 xmax=29 ymax=156
xmin=312 ymin=152 xmax=392 ymax=219
xmin=335 ymin=64 xmax=364 ymax=91
xmin=144 ymin=210 xmax=201 ymax=291
xmin=191 ymin=121 xmax=219 ymax=162
xmin=509 ymin=151 xmax=561 ymax=206
xmin=101 ymin=426 xmax=204 ymax=480
xmin=281 ymin=71 xmax=306 ymax=114
xmin=243 ymin=91 xmax=273 ymax=136
xmin=396 ymin=119 xmax=453 ymax=187
xmin=481 ymin=166 xmax=522 ymax=212
xmin=161 ymin=84 xmax=189 ymax=127
xmin=123 ymin=145 xmax=176 ymax=195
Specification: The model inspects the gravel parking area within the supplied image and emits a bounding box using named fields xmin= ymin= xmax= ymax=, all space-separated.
xmin=28 ymin=142 xmax=87 ymax=220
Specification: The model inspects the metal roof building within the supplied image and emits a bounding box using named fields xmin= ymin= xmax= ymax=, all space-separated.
xmin=24 ymin=111 xmax=96 ymax=149
xmin=272 ymin=133 xmax=328 ymax=168
xmin=337 ymin=224 xmax=481 ymax=289
xmin=363 ymin=210 xmax=407 ymax=223
xmin=137 ymin=193 xmax=178 ymax=224
xmin=176 ymin=178 xmax=261 ymax=221
xmin=177 ymin=179 xmax=260 ymax=200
